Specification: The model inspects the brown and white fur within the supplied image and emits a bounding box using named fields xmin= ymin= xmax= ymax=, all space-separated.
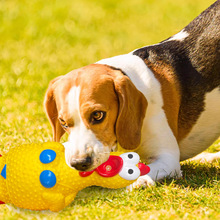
xmin=44 ymin=1 xmax=220 ymax=189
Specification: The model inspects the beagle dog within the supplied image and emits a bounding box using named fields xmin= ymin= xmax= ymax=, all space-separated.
xmin=44 ymin=0 xmax=220 ymax=188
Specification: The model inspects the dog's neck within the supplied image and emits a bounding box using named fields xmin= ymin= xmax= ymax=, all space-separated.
xmin=97 ymin=53 xmax=161 ymax=101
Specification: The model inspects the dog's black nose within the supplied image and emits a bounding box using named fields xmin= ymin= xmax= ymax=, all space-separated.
xmin=70 ymin=156 xmax=92 ymax=171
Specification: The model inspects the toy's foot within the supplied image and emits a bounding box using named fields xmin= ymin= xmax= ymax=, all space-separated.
xmin=126 ymin=175 xmax=155 ymax=191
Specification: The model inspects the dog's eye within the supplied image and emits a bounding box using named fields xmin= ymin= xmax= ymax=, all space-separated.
xmin=93 ymin=111 xmax=103 ymax=120
xmin=59 ymin=118 xmax=68 ymax=129
xmin=91 ymin=111 xmax=106 ymax=124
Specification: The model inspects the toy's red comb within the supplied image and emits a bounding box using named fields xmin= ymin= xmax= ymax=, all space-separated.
xmin=79 ymin=155 xmax=123 ymax=177
xmin=96 ymin=156 xmax=123 ymax=177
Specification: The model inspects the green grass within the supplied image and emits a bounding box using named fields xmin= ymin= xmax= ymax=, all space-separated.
xmin=0 ymin=0 xmax=219 ymax=219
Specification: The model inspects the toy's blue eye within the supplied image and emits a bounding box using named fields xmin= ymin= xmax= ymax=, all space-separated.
xmin=40 ymin=170 xmax=56 ymax=188
xmin=40 ymin=149 xmax=56 ymax=164
xmin=1 ymin=164 xmax=6 ymax=179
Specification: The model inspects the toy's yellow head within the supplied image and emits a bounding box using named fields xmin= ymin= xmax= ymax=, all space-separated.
xmin=0 ymin=142 xmax=83 ymax=211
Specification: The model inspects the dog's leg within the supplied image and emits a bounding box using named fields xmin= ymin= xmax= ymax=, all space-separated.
xmin=126 ymin=110 xmax=182 ymax=190
xmin=127 ymin=153 xmax=182 ymax=190
xmin=190 ymin=151 xmax=220 ymax=163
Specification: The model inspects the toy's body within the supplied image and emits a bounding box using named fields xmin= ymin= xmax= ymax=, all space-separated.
xmin=0 ymin=142 xmax=149 ymax=212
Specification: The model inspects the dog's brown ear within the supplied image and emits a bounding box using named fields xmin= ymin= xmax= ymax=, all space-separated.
xmin=114 ymin=75 xmax=148 ymax=150
xmin=44 ymin=76 xmax=65 ymax=142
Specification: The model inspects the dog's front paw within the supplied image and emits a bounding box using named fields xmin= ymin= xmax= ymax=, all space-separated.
xmin=126 ymin=175 xmax=155 ymax=191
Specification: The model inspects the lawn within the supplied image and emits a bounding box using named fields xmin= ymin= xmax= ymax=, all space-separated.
xmin=0 ymin=0 xmax=219 ymax=219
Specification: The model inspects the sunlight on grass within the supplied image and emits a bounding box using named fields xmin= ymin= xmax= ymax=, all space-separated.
xmin=0 ymin=0 xmax=219 ymax=219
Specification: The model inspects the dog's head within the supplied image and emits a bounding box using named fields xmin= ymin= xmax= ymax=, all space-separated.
xmin=44 ymin=64 xmax=147 ymax=171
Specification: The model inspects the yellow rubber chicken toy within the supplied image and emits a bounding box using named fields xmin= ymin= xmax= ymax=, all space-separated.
xmin=0 ymin=142 xmax=150 ymax=212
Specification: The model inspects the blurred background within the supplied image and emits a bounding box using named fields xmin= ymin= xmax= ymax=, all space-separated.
xmin=0 ymin=0 xmax=216 ymax=147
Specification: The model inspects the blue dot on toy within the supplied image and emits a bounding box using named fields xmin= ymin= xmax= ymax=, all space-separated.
xmin=1 ymin=164 xmax=7 ymax=179
xmin=40 ymin=170 xmax=56 ymax=188
xmin=40 ymin=149 xmax=56 ymax=164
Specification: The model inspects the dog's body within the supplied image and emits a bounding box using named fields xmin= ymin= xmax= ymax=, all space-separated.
xmin=44 ymin=1 xmax=220 ymax=188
